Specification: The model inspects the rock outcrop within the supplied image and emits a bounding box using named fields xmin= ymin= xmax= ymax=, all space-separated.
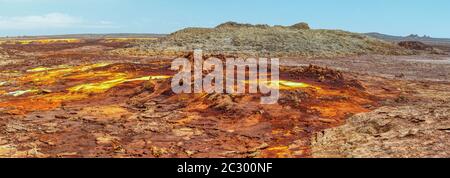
xmin=312 ymin=103 xmax=450 ymax=158
xmin=398 ymin=41 xmax=432 ymax=50
xmin=290 ymin=22 xmax=310 ymax=30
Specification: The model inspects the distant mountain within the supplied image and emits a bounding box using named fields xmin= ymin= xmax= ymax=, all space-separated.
xmin=364 ymin=32 xmax=450 ymax=45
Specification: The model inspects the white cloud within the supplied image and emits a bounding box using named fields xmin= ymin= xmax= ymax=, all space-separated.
xmin=0 ymin=13 xmax=116 ymax=30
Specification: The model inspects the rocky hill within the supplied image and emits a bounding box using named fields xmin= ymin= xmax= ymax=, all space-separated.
xmin=112 ymin=22 xmax=411 ymax=58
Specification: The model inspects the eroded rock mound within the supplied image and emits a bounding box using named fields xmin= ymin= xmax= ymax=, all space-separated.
xmin=216 ymin=21 xmax=270 ymax=29
xmin=398 ymin=41 xmax=446 ymax=54
xmin=206 ymin=93 xmax=240 ymax=112
xmin=297 ymin=65 xmax=344 ymax=82
xmin=398 ymin=41 xmax=431 ymax=50
xmin=282 ymin=65 xmax=365 ymax=89
xmin=290 ymin=22 xmax=310 ymax=30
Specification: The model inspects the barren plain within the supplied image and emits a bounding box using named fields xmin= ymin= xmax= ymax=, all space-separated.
xmin=0 ymin=23 xmax=448 ymax=158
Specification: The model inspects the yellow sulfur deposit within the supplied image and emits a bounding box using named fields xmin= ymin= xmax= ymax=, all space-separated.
xmin=26 ymin=65 xmax=71 ymax=72
xmin=1 ymin=39 xmax=81 ymax=45
xmin=68 ymin=78 xmax=128 ymax=93
xmin=68 ymin=75 xmax=171 ymax=94
xmin=21 ymin=63 xmax=111 ymax=85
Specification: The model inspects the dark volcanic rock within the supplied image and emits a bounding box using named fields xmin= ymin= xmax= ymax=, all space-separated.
xmin=398 ymin=41 xmax=431 ymax=50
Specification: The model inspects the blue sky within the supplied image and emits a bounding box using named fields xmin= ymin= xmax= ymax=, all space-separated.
xmin=0 ymin=0 xmax=449 ymax=37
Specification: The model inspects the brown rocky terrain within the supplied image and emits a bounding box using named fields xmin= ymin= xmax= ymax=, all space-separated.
xmin=312 ymin=103 xmax=450 ymax=158
xmin=0 ymin=43 xmax=379 ymax=157
xmin=398 ymin=41 xmax=432 ymax=50
xmin=281 ymin=55 xmax=450 ymax=158
xmin=397 ymin=41 xmax=445 ymax=54
xmin=0 ymin=25 xmax=449 ymax=158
